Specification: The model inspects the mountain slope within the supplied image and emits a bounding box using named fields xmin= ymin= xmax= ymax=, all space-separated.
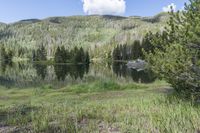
xmin=0 ymin=13 xmax=169 ymax=59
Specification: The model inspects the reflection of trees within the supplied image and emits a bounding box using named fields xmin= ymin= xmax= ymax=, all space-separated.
xmin=54 ymin=64 xmax=89 ymax=81
xmin=70 ymin=64 xmax=90 ymax=80
xmin=0 ymin=76 xmax=15 ymax=88
xmin=0 ymin=61 xmax=12 ymax=74
xmin=85 ymin=64 xmax=90 ymax=74
xmin=130 ymin=69 xmax=156 ymax=83
xmin=33 ymin=64 xmax=47 ymax=80
xmin=0 ymin=61 xmax=14 ymax=87
xmin=54 ymin=65 xmax=69 ymax=81
xmin=112 ymin=62 xmax=127 ymax=77
xmin=112 ymin=62 xmax=156 ymax=83
xmin=0 ymin=62 xmax=91 ymax=88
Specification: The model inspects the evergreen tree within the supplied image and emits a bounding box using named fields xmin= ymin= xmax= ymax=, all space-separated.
xmin=113 ymin=45 xmax=120 ymax=60
xmin=119 ymin=45 xmax=123 ymax=60
xmin=74 ymin=47 xmax=85 ymax=63
xmin=7 ymin=50 xmax=13 ymax=61
xmin=85 ymin=51 xmax=90 ymax=64
xmin=112 ymin=47 xmax=117 ymax=60
xmin=0 ymin=45 xmax=13 ymax=63
xmin=122 ymin=44 xmax=128 ymax=60
xmin=54 ymin=47 xmax=62 ymax=63
xmin=79 ymin=47 xmax=85 ymax=63
xmin=142 ymin=32 xmax=154 ymax=54
xmin=0 ymin=45 xmax=6 ymax=61
xmin=34 ymin=45 xmax=47 ymax=61
xmin=145 ymin=0 xmax=200 ymax=97
xmin=40 ymin=45 xmax=47 ymax=61
xmin=72 ymin=46 xmax=79 ymax=62
xmin=60 ymin=46 xmax=67 ymax=63
xmin=32 ymin=50 xmax=37 ymax=61
xmin=54 ymin=46 xmax=90 ymax=64
xmin=65 ymin=49 xmax=71 ymax=63
xmin=132 ymin=40 xmax=142 ymax=60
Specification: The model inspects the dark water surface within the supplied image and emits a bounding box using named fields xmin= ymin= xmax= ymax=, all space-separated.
xmin=0 ymin=61 xmax=156 ymax=88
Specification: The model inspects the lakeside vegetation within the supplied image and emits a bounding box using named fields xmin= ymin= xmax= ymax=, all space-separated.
xmin=1 ymin=80 xmax=200 ymax=133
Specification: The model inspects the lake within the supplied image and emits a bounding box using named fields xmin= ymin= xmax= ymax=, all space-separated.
xmin=0 ymin=61 xmax=156 ymax=89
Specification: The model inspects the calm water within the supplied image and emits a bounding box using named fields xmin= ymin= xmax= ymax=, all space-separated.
xmin=0 ymin=61 xmax=156 ymax=88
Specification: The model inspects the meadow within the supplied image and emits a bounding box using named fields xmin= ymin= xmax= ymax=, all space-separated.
xmin=1 ymin=79 xmax=200 ymax=133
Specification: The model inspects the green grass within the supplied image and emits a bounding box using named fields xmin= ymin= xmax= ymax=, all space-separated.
xmin=0 ymin=80 xmax=200 ymax=133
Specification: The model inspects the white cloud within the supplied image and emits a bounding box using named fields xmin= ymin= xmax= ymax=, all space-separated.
xmin=162 ymin=3 xmax=176 ymax=12
xmin=82 ymin=0 xmax=126 ymax=15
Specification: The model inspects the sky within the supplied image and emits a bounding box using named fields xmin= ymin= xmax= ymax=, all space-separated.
xmin=0 ymin=0 xmax=189 ymax=23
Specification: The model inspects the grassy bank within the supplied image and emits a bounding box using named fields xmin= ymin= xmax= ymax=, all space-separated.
xmin=0 ymin=80 xmax=200 ymax=133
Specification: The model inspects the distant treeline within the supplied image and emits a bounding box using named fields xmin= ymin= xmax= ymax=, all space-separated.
xmin=112 ymin=32 xmax=154 ymax=61
xmin=33 ymin=45 xmax=90 ymax=64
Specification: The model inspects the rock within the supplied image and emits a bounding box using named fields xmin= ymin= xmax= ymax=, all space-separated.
xmin=126 ymin=59 xmax=147 ymax=71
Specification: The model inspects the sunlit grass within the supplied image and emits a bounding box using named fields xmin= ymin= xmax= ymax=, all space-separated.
xmin=0 ymin=80 xmax=199 ymax=132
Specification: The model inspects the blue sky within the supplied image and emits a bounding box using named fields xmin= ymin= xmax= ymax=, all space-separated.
xmin=0 ymin=0 xmax=188 ymax=23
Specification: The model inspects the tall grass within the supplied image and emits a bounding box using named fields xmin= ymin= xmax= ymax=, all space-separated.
xmin=0 ymin=80 xmax=199 ymax=132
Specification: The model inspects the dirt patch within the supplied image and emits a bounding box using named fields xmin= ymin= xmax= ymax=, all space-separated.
xmin=0 ymin=96 xmax=9 ymax=100
xmin=0 ymin=126 xmax=17 ymax=133
xmin=98 ymin=121 xmax=120 ymax=133
xmin=85 ymin=91 xmax=133 ymax=101
xmin=149 ymin=87 xmax=174 ymax=94
xmin=0 ymin=125 xmax=32 ymax=133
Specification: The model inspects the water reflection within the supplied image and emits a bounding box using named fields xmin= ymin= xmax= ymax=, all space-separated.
xmin=54 ymin=64 xmax=89 ymax=81
xmin=0 ymin=61 xmax=156 ymax=88
xmin=33 ymin=64 xmax=47 ymax=80
xmin=112 ymin=62 xmax=156 ymax=83
xmin=0 ymin=61 xmax=12 ymax=74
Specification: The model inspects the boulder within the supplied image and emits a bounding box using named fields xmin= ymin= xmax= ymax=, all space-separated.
xmin=126 ymin=59 xmax=147 ymax=71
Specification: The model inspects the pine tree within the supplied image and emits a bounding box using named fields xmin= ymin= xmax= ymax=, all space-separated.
xmin=142 ymin=32 xmax=154 ymax=53
xmin=54 ymin=46 xmax=62 ymax=63
xmin=85 ymin=51 xmax=90 ymax=64
xmin=119 ymin=45 xmax=123 ymax=60
xmin=34 ymin=45 xmax=47 ymax=61
xmin=0 ymin=45 xmax=13 ymax=63
xmin=79 ymin=47 xmax=85 ymax=63
xmin=145 ymin=0 xmax=200 ymax=97
xmin=122 ymin=44 xmax=128 ymax=60
xmin=0 ymin=45 xmax=6 ymax=61
xmin=60 ymin=46 xmax=67 ymax=63
xmin=65 ymin=49 xmax=71 ymax=63
xmin=32 ymin=50 xmax=37 ymax=61
xmin=132 ymin=40 xmax=142 ymax=60
xmin=74 ymin=47 xmax=85 ymax=63
xmin=7 ymin=50 xmax=13 ymax=61
xmin=40 ymin=45 xmax=47 ymax=61
xmin=113 ymin=45 xmax=120 ymax=61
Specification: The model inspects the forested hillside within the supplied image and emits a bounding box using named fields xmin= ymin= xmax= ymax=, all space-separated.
xmin=0 ymin=13 xmax=169 ymax=59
